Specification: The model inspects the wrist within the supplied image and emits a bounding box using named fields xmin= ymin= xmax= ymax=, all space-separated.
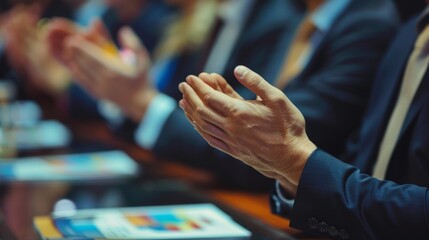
xmin=278 ymin=138 xmax=317 ymax=197
xmin=126 ymin=87 xmax=158 ymax=123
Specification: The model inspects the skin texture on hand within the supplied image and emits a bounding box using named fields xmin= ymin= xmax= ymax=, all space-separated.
xmin=47 ymin=18 xmax=157 ymax=122
xmin=178 ymin=66 xmax=317 ymax=196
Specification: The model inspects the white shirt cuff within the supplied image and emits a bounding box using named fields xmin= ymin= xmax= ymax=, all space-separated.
xmin=275 ymin=181 xmax=295 ymax=208
xmin=98 ymin=100 xmax=125 ymax=127
xmin=134 ymin=93 xmax=176 ymax=149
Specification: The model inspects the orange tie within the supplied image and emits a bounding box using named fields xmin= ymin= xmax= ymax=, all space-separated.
xmin=275 ymin=0 xmax=325 ymax=89
xmin=275 ymin=16 xmax=316 ymax=90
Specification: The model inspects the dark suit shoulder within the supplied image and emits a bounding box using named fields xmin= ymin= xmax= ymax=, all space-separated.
xmin=333 ymin=0 xmax=400 ymax=34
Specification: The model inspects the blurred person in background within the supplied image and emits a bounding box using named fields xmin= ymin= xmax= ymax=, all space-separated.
xmin=45 ymin=0 xmax=213 ymax=122
xmin=101 ymin=0 xmax=174 ymax=55
xmin=0 ymin=1 xmax=11 ymax=77
xmin=48 ymin=0 xmax=399 ymax=190
xmin=66 ymin=0 xmax=176 ymax=120
xmin=0 ymin=0 xmax=174 ymax=119
xmin=0 ymin=0 xmax=74 ymax=107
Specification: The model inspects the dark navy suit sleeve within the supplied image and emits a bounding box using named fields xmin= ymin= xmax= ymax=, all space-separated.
xmin=275 ymin=149 xmax=429 ymax=240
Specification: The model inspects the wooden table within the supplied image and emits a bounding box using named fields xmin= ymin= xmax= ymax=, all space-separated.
xmin=0 ymin=119 xmax=321 ymax=239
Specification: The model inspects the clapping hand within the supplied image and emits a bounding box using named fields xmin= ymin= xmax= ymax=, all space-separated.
xmin=179 ymin=66 xmax=317 ymax=196
xmin=47 ymin=19 xmax=157 ymax=122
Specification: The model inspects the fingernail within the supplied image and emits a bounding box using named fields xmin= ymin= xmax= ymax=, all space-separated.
xmin=235 ymin=66 xmax=246 ymax=77
xmin=186 ymin=76 xmax=194 ymax=84
xmin=199 ymin=72 xmax=209 ymax=78
xmin=179 ymin=100 xmax=185 ymax=110
xmin=178 ymin=83 xmax=184 ymax=92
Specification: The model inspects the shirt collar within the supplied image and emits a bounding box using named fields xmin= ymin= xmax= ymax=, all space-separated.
xmin=218 ymin=0 xmax=255 ymax=24
xmin=310 ymin=0 xmax=352 ymax=33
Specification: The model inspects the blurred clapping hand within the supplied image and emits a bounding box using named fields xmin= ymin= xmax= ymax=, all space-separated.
xmin=47 ymin=18 xmax=157 ymax=122
xmin=3 ymin=4 xmax=71 ymax=96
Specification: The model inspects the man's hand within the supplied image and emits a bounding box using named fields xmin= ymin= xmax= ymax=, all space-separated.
xmin=198 ymin=72 xmax=244 ymax=100
xmin=61 ymin=22 xmax=156 ymax=122
xmin=3 ymin=5 xmax=71 ymax=95
xmin=179 ymin=66 xmax=317 ymax=196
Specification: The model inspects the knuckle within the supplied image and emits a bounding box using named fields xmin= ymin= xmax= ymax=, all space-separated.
xmin=229 ymin=103 xmax=245 ymax=118
xmin=233 ymin=109 xmax=245 ymax=120
xmin=217 ymin=103 xmax=231 ymax=117
xmin=248 ymin=74 xmax=261 ymax=88
xmin=226 ymin=105 xmax=239 ymax=118
xmin=271 ymin=95 xmax=284 ymax=104
xmin=203 ymin=92 xmax=211 ymax=103
xmin=271 ymin=91 xmax=287 ymax=106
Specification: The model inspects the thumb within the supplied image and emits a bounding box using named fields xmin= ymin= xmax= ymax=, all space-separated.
xmin=118 ymin=26 xmax=149 ymax=69
xmin=234 ymin=65 xmax=279 ymax=101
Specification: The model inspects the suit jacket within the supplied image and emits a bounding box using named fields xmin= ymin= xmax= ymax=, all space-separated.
xmin=393 ymin=0 xmax=426 ymax=21
xmin=274 ymin=17 xmax=429 ymax=240
xmin=152 ymin=0 xmax=399 ymax=190
xmin=284 ymin=0 xmax=400 ymax=156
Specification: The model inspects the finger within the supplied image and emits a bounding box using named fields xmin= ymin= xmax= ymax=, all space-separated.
xmin=70 ymin=37 xmax=107 ymax=65
xmin=179 ymin=81 xmax=225 ymax=127
xmin=181 ymin=106 xmax=228 ymax=150
xmin=72 ymin=52 xmax=103 ymax=83
xmin=234 ymin=65 xmax=281 ymax=102
xmin=193 ymin=124 xmax=231 ymax=154
xmin=182 ymin=110 xmax=196 ymax=127
xmin=184 ymin=112 xmax=221 ymax=142
xmin=185 ymin=75 xmax=236 ymax=117
xmin=180 ymin=100 xmax=199 ymax=129
xmin=198 ymin=72 xmax=222 ymax=91
xmin=66 ymin=37 xmax=108 ymax=85
xmin=178 ymin=79 xmax=204 ymax=112
xmin=118 ymin=26 xmax=149 ymax=70
xmin=210 ymin=73 xmax=243 ymax=99
xmin=46 ymin=18 xmax=80 ymax=63
xmin=68 ymin=62 xmax=99 ymax=95
xmin=180 ymin=99 xmax=227 ymax=140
